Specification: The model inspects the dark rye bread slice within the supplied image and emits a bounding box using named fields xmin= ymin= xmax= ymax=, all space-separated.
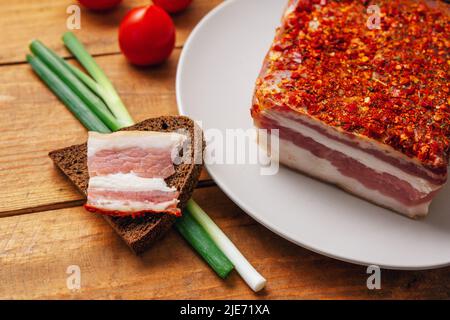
xmin=49 ymin=116 xmax=204 ymax=255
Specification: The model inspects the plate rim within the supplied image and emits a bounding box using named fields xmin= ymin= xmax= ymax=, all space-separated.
xmin=176 ymin=0 xmax=450 ymax=270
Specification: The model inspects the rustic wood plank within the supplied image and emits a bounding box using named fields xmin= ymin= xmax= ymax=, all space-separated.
xmin=0 ymin=49 xmax=209 ymax=215
xmin=0 ymin=0 xmax=222 ymax=64
xmin=0 ymin=186 xmax=449 ymax=300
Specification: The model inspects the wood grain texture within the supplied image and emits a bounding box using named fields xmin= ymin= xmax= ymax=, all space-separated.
xmin=0 ymin=49 xmax=209 ymax=215
xmin=1 ymin=186 xmax=449 ymax=300
xmin=0 ymin=0 xmax=222 ymax=64
xmin=1 ymin=0 xmax=449 ymax=301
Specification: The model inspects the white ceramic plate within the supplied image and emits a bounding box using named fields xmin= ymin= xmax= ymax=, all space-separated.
xmin=176 ymin=0 xmax=450 ymax=269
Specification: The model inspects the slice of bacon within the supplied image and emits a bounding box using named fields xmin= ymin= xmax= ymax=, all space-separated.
xmin=84 ymin=131 xmax=186 ymax=218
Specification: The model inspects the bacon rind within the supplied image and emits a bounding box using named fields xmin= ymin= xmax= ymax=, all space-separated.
xmin=84 ymin=204 xmax=182 ymax=217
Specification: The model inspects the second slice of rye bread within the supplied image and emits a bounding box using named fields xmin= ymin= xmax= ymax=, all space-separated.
xmin=49 ymin=116 xmax=204 ymax=255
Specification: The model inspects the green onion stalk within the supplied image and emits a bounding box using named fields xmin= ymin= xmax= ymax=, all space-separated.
xmin=175 ymin=210 xmax=233 ymax=278
xmin=62 ymin=32 xmax=134 ymax=127
xmin=26 ymin=54 xmax=110 ymax=133
xmin=184 ymin=200 xmax=266 ymax=291
xmin=29 ymin=40 xmax=121 ymax=131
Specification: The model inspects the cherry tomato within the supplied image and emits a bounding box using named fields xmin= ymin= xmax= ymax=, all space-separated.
xmin=118 ymin=5 xmax=176 ymax=66
xmin=153 ymin=0 xmax=193 ymax=14
xmin=78 ymin=0 xmax=122 ymax=11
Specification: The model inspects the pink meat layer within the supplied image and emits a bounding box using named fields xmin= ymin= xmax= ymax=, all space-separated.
xmin=271 ymin=107 xmax=447 ymax=184
xmin=256 ymin=115 xmax=441 ymax=208
xmin=88 ymin=147 xmax=175 ymax=178
xmin=88 ymin=189 xmax=180 ymax=204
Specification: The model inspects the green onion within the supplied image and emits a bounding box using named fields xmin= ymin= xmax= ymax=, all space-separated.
xmin=175 ymin=211 xmax=234 ymax=279
xmin=62 ymin=32 xmax=134 ymax=127
xmin=186 ymin=199 xmax=266 ymax=292
xmin=26 ymin=54 xmax=111 ymax=133
xmin=63 ymin=60 xmax=109 ymax=100
xmin=29 ymin=40 xmax=122 ymax=132
xmin=44 ymin=45 xmax=112 ymax=108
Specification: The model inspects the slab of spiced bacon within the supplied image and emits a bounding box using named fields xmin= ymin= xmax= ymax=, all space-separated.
xmin=251 ymin=0 xmax=449 ymax=218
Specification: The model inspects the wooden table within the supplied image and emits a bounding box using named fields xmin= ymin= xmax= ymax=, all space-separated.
xmin=0 ymin=0 xmax=449 ymax=300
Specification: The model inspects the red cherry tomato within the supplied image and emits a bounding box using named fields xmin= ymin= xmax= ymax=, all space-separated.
xmin=153 ymin=0 xmax=193 ymax=14
xmin=78 ymin=0 xmax=122 ymax=11
xmin=118 ymin=5 xmax=176 ymax=66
